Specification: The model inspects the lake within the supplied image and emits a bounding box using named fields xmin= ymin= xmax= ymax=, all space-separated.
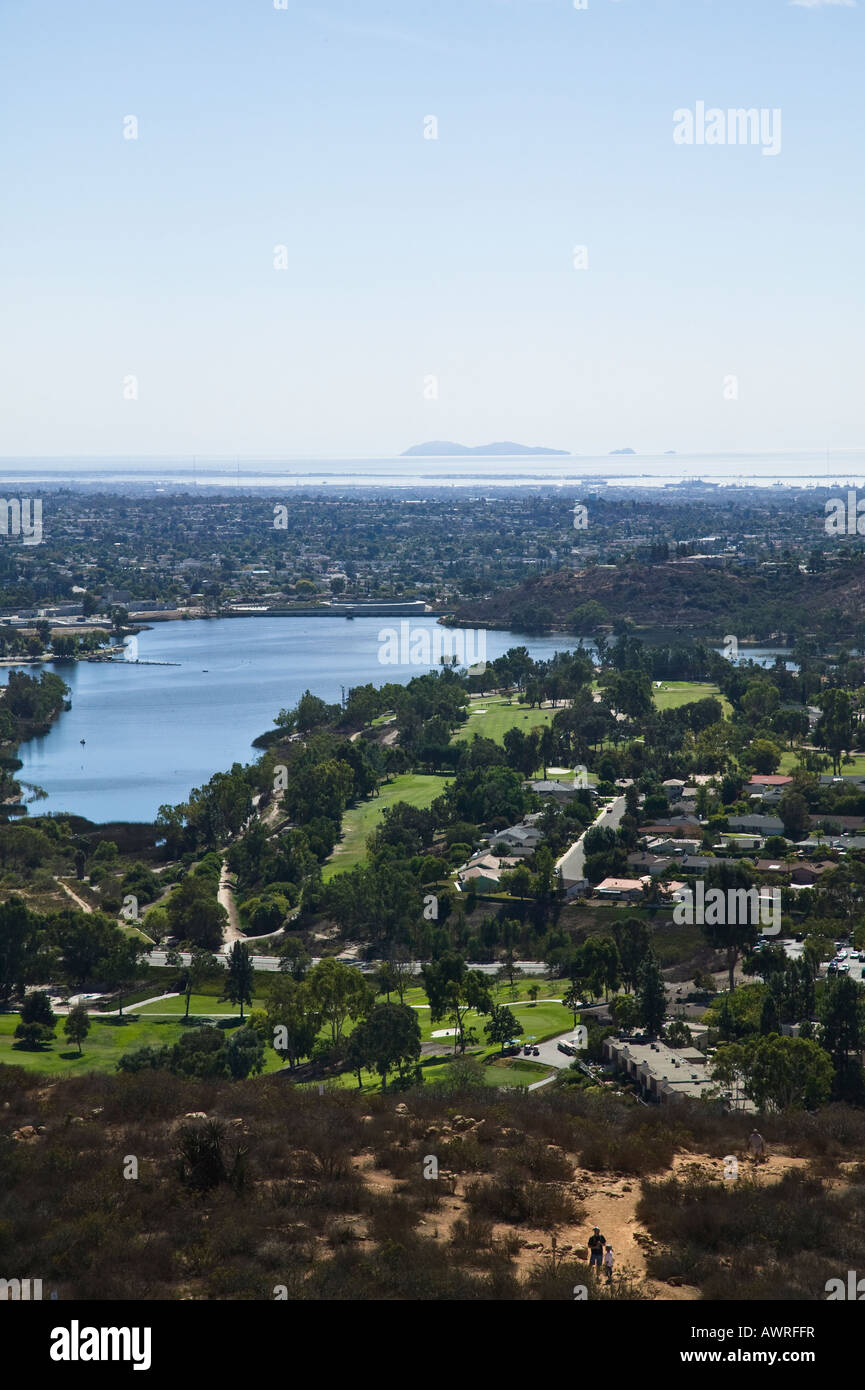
xmin=3 ymin=621 xmax=794 ymax=824
xmin=5 ymin=618 xmax=576 ymax=823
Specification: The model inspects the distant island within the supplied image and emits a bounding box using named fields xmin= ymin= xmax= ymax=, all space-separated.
xmin=402 ymin=440 xmax=570 ymax=457
xmin=609 ymin=448 xmax=636 ymax=455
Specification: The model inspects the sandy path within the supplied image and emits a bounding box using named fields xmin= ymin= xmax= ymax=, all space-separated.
xmin=53 ymin=878 xmax=93 ymax=913
xmin=218 ymin=860 xmax=244 ymax=944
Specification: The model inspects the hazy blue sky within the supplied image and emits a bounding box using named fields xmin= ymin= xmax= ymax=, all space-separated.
xmin=1 ymin=0 xmax=861 ymax=459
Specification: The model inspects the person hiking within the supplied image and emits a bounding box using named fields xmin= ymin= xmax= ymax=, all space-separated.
xmin=603 ymin=1245 xmax=614 ymax=1283
xmin=588 ymin=1226 xmax=606 ymax=1273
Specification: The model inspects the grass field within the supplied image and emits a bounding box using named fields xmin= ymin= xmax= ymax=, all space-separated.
xmin=481 ymin=1057 xmax=553 ymax=1087
xmin=452 ymin=696 xmax=556 ymax=746
xmin=135 ymin=992 xmax=270 ymax=1017
xmin=0 ymin=978 xmax=574 ymax=1088
xmin=0 ymin=1011 xmax=286 ymax=1077
xmin=777 ymin=749 xmax=865 ymax=775
xmin=323 ymin=772 xmax=450 ymax=880
xmin=651 ymin=681 xmax=731 ymax=716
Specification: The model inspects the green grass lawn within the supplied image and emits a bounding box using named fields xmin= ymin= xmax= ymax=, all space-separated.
xmin=651 ymin=681 xmax=731 ymax=716
xmin=451 ymin=696 xmax=556 ymax=746
xmin=412 ymin=997 xmax=573 ymax=1047
xmin=481 ymin=1057 xmax=553 ymax=1087
xmin=0 ymin=1011 xmax=285 ymax=1077
xmin=324 ymin=772 xmax=450 ymax=880
xmin=134 ymin=992 xmax=270 ymax=1017
xmin=0 ymin=975 xmax=575 ymax=1083
xmin=777 ymin=749 xmax=865 ymax=775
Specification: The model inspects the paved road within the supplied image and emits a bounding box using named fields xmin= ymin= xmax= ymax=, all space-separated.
xmin=556 ymin=794 xmax=626 ymax=883
xmin=145 ymin=949 xmax=551 ymax=975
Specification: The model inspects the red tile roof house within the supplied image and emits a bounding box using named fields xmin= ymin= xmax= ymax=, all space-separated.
xmin=747 ymin=776 xmax=794 ymax=788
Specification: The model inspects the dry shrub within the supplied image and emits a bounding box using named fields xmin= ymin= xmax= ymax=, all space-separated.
xmin=465 ymin=1173 xmax=581 ymax=1227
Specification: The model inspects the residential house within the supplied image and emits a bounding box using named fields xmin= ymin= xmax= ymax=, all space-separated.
xmin=457 ymin=851 xmax=520 ymax=891
xmin=791 ymin=862 xmax=832 ymax=886
xmin=594 ymin=877 xmax=649 ymax=902
xmin=720 ymin=833 xmax=763 ymax=852
xmin=809 ymin=815 xmax=865 ymax=833
xmin=646 ymin=837 xmax=702 ymax=856
xmin=528 ymin=779 xmax=583 ymax=803
xmin=727 ymin=814 xmax=785 ymax=836
xmin=753 ymin=858 xmax=791 ymax=879
xmin=491 ymin=823 xmax=544 ymax=856
xmin=626 ymin=852 xmax=673 ymax=876
xmin=641 ymin=822 xmax=703 ymax=840
xmin=681 ymin=853 xmax=728 ymax=872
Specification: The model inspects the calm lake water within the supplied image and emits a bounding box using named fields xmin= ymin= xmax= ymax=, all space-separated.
xmin=5 ymin=618 xmax=575 ymax=824
xmin=3 ymin=621 xmax=793 ymax=824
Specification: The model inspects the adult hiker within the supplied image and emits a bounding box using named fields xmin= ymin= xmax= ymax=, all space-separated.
xmin=588 ymin=1225 xmax=606 ymax=1274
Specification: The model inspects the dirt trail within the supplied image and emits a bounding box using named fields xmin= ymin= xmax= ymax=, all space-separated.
xmin=353 ymin=1141 xmax=819 ymax=1300
xmin=53 ymin=878 xmax=93 ymax=913
xmin=218 ymin=860 xmax=244 ymax=945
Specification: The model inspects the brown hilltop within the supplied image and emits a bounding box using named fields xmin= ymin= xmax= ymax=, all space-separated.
xmin=454 ymin=558 xmax=865 ymax=638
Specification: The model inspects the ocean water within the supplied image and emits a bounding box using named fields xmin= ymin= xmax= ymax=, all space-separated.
xmin=1 ymin=452 xmax=864 ymax=490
